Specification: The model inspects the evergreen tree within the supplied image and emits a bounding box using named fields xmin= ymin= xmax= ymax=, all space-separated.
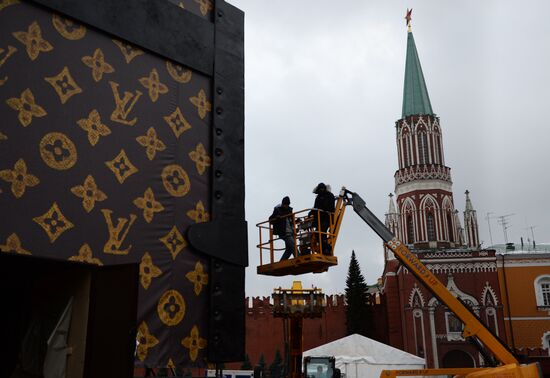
xmin=269 ymin=349 xmax=283 ymax=378
xmin=257 ymin=353 xmax=266 ymax=375
xmin=241 ymin=353 xmax=252 ymax=370
xmin=345 ymin=250 xmax=370 ymax=336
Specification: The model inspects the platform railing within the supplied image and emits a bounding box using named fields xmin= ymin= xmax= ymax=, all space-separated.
xmin=256 ymin=208 xmax=337 ymax=267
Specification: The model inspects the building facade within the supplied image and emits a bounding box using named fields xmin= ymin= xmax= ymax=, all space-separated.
xmin=497 ymin=252 xmax=550 ymax=356
xmin=381 ymin=18 xmax=505 ymax=368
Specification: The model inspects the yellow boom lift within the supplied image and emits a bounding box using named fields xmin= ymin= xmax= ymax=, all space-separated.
xmin=257 ymin=187 xmax=541 ymax=378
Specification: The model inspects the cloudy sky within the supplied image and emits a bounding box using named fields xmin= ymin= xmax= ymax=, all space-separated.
xmin=227 ymin=0 xmax=550 ymax=297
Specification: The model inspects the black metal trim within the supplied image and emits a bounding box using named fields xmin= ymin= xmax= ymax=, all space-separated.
xmin=203 ymin=0 xmax=246 ymax=363
xmin=30 ymin=0 xmax=215 ymax=75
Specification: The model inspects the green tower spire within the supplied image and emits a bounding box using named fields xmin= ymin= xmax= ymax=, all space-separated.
xmin=402 ymin=30 xmax=433 ymax=118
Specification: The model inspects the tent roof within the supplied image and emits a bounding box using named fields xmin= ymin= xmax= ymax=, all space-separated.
xmin=303 ymin=334 xmax=425 ymax=365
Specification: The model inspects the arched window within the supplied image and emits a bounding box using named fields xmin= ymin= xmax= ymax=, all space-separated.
xmin=434 ymin=135 xmax=443 ymax=164
xmin=535 ymin=276 xmax=550 ymax=308
xmin=542 ymin=331 xmax=550 ymax=356
xmin=427 ymin=213 xmax=436 ymax=241
xmin=447 ymin=212 xmax=454 ymax=242
xmin=407 ymin=215 xmax=414 ymax=244
xmin=418 ymin=132 xmax=429 ymax=165
xmin=403 ymin=136 xmax=411 ymax=167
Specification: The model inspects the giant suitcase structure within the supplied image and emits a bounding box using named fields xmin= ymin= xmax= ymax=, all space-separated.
xmin=0 ymin=0 xmax=246 ymax=375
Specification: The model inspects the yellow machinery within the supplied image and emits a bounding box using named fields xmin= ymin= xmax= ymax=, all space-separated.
xmin=272 ymin=282 xmax=326 ymax=378
xmin=257 ymin=187 xmax=542 ymax=378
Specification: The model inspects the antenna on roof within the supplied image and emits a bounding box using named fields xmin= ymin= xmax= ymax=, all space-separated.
xmin=524 ymin=225 xmax=537 ymax=251
xmin=485 ymin=212 xmax=497 ymax=247
xmin=497 ymin=213 xmax=515 ymax=245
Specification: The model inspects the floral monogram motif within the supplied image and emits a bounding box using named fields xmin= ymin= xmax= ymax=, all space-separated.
xmin=6 ymin=88 xmax=47 ymax=127
xmin=12 ymin=21 xmax=53 ymax=61
xmin=52 ymin=14 xmax=86 ymax=40
xmin=0 ymin=233 xmax=31 ymax=255
xmin=105 ymin=149 xmax=138 ymax=184
xmin=33 ymin=202 xmax=74 ymax=243
xmin=194 ymin=0 xmax=213 ymax=16
xmin=68 ymin=243 xmax=103 ymax=265
xmin=189 ymin=88 xmax=211 ymax=120
xmin=163 ymin=106 xmax=191 ymax=138
xmin=44 ymin=66 xmax=82 ymax=104
xmin=188 ymin=143 xmax=211 ymax=175
xmin=133 ymin=187 xmax=164 ymax=223
xmin=161 ymin=164 xmax=190 ymax=197
xmin=0 ymin=158 xmax=39 ymax=198
xmin=166 ymin=61 xmax=192 ymax=83
xmin=77 ymin=109 xmax=112 ymax=146
xmin=140 ymin=252 xmax=162 ymax=290
xmin=181 ymin=325 xmax=206 ymax=362
xmin=39 ymin=132 xmax=77 ymax=170
xmin=112 ymin=39 xmax=143 ymax=64
xmin=70 ymin=175 xmax=107 ymax=212
xmin=185 ymin=261 xmax=208 ymax=295
xmin=139 ymin=68 xmax=168 ymax=103
xmin=186 ymin=201 xmax=209 ymax=223
xmin=82 ymin=48 xmax=114 ymax=82
xmin=136 ymin=321 xmax=159 ymax=362
xmin=0 ymin=0 xmax=20 ymax=12
xmin=160 ymin=225 xmax=187 ymax=260
xmin=157 ymin=289 xmax=186 ymax=326
xmin=136 ymin=127 xmax=166 ymax=160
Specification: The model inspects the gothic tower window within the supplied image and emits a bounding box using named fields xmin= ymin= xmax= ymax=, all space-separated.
xmin=427 ymin=213 xmax=436 ymax=241
xmin=434 ymin=135 xmax=443 ymax=164
xmin=418 ymin=131 xmax=429 ymax=165
xmin=403 ymin=135 xmax=411 ymax=167
xmin=447 ymin=212 xmax=454 ymax=242
xmin=407 ymin=215 xmax=414 ymax=244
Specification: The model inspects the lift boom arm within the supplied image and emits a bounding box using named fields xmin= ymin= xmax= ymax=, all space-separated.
xmin=341 ymin=188 xmax=519 ymax=366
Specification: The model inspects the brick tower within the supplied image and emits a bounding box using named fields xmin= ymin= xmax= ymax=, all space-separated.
xmin=380 ymin=11 xmax=503 ymax=369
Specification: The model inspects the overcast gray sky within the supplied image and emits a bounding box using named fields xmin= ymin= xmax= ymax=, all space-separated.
xmin=227 ymin=0 xmax=550 ymax=297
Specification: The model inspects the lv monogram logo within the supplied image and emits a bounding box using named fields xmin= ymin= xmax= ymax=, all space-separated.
xmin=0 ymin=45 xmax=16 ymax=86
xmin=101 ymin=209 xmax=137 ymax=255
xmin=109 ymin=81 xmax=142 ymax=126
xmin=0 ymin=0 xmax=20 ymax=12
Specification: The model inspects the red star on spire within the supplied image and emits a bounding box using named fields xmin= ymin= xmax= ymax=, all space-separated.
xmin=405 ymin=8 xmax=413 ymax=27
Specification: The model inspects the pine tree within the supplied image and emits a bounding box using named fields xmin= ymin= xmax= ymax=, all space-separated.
xmin=269 ymin=349 xmax=283 ymax=378
xmin=241 ymin=353 xmax=252 ymax=370
xmin=345 ymin=250 xmax=370 ymax=336
xmin=257 ymin=353 xmax=266 ymax=375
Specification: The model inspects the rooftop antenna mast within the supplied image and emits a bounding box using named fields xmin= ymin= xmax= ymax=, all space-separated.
xmin=497 ymin=214 xmax=515 ymax=244
xmin=485 ymin=212 xmax=497 ymax=247
xmin=524 ymin=225 xmax=537 ymax=250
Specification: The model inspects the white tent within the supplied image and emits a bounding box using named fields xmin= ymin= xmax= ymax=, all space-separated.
xmin=303 ymin=334 xmax=425 ymax=378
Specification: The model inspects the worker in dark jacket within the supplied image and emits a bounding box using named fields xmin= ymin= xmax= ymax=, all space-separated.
xmin=269 ymin=196 xmax=295 ymax=260
xmin=311 ymin=183 xmax=335 ymax=253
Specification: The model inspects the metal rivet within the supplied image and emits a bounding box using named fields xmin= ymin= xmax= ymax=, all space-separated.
xmin=215 ymin=191 xmax=222 ymax=199
xmin=216 ymin=87 xmax=223 ymax=95
xmin=215 ymin=170 xmax=222 ymax=178
xmin=215 ymin=284 xmax=221 ymax=291
xmin=216 ymin=107 xmax=223 ymax=115
xmin=215 ymin=262 xmax=221 ymax=269
xmin=215 ymin=148 xmax=223 ymax=156
xmin=217 ymin=10 xmax=223 ymax=17
xmin=216 ymin=128 xmax=223 ymax=136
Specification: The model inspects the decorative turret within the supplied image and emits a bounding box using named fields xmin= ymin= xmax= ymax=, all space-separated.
xmin=393 ymin=10 xmax=460 ymax=250
xmin=385 ymin=193 xmax=400 ymax=261
xmin=464 ymin=190 xmax=480 ymax=248
xmin=385 ymin=193 xmax=399 ymax=235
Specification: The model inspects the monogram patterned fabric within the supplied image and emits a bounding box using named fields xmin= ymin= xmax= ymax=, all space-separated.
xmin=0 ymin=0 xmax=214 ymax=367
